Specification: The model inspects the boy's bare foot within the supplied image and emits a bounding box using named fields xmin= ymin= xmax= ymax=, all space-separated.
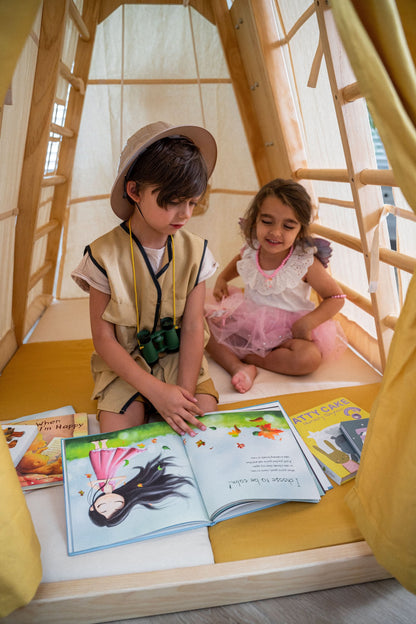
xmin=231 ymin=364 xmax=257 ymax=393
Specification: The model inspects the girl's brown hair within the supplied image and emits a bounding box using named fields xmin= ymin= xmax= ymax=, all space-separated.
xmin=241 ymin=178 xmax=312 ymax=248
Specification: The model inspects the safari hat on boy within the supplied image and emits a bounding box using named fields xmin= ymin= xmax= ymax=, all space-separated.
xmin=111 ymin=121 xmax=217 ymax=220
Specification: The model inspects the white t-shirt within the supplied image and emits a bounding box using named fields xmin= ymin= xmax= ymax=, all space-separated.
xmin=72 ymin=242 xmax=218 ymax=295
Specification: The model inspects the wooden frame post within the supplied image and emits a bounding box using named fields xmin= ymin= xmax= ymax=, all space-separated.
xmin=210 ymin=0 xmax=271 ymax=185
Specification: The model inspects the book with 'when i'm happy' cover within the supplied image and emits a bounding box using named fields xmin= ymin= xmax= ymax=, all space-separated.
xmin=3 ymin=409 xmax=88 ymax=491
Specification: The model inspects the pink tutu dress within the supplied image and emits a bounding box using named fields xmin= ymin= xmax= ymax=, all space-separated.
xmin=205 ymin=243 xmax=347 ymax=360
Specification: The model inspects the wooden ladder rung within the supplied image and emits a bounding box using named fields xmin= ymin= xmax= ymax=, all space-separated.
xmin=296 ymin=167 xmax=397 ymax=188
xmin=50 ymin=122 xmax=74 ymax=138
xmin=336 ymin=281 xmax=373 ymax=316
xmin=310 ymin=222 xmax=362 ymax=253
xmin=385 ymin=204 xmax=416 ymax=223
xmin=296 ymin=168 xmax=350 ymax=183
xmin=379 ymin=247 xmax=416 ymax=274
xmin=312 ymin=223 xmax=415 ymax=273
xmin=41 ymin=175 xmax=67 ymax=187
xmin=318 ymin=196 xmax=355 ymax=208
xmin=68 ymin=0 xmax=90 ymax=41
xmin=383 ymin=314 xmax=398 ymax=330
xmin=0 ymin=208 xmax=18 ymax=223
xmin=34 ymin=219 xmax=60 ymax=241
xmin=340 ymin=81 xmax=361 ymax=103
xmin=60 ymin=61 xmax=85 ymax=94
xmin=359 ymin=168 xmax=396 ymax=187
xmin=28 ymin=261 xmax=54 ymax=290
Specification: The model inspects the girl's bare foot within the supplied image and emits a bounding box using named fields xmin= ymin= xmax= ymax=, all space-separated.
xmin=231 ymin=364 xmax=257 ymax=393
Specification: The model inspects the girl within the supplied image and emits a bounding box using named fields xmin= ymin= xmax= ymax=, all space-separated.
xmin=88 ymin=452 xmax=194 ymax=527
xmin=72 ymin=122 xmax=219 ymax=435
xmin=205 ymin=178 xmax=347 ymax=393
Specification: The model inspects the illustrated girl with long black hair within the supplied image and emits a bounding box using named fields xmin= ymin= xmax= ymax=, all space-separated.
xmin=87 ymin=441 xmax=193 ymax=527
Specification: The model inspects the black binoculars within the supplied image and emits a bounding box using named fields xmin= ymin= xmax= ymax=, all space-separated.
xmin=137 ymin=317 xmax=180 ymax=365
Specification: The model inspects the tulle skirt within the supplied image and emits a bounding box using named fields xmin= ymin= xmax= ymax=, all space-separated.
xmin=205 ymin=288 xmax=347 ymax=360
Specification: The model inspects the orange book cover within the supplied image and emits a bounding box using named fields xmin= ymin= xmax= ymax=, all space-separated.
xmin=3 ymin=413 xmax=88 ymax=491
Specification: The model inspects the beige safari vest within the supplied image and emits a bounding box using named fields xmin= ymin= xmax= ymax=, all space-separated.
xmin=87 ymin=224 xmax=211 ymax=412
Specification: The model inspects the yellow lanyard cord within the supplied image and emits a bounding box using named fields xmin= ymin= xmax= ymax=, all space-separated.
xmin=128 ymin=218 xmax=141 ymax=340
xmin=171 ymin=234 xmax=177 ymax=329
xmin=128 ymin=219 xmax=177 ymax=338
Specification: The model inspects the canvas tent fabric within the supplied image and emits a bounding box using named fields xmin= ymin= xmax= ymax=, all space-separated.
xmin=0 ymin=0 xmax=43 ymax=617
xmin=331 ymin=0 xmax=416 ymax=594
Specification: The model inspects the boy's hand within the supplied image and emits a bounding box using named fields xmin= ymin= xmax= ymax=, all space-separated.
xmin=148 ymin=383 xmax=207 ymax=437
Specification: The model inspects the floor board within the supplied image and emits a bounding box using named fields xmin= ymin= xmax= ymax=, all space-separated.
xmin=107 ymin=579 xmax=416 ymax=624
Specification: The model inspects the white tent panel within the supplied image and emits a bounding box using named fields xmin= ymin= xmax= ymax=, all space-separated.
xmin=59 ymin=5 xmax=258 ymax=299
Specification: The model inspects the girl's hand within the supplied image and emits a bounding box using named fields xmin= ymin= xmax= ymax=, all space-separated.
xmin=291 ymin=316 xmax=314 ymax=341
xmin=213 ymin=276 xmax=229 ymax=301
xmin=148 ymin=383 xmax=206 ymax=437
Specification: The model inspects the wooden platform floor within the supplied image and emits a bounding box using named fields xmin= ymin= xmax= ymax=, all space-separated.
xmin=25 ymin=300 xmax=413 ymax=623
xmin=107 ymin=578 xmax=416 ymax=623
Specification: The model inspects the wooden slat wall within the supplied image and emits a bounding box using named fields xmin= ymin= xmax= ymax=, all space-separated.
xmin=46 ymin=0 xmax=100 ymax=296
xmin=11 ymin=0 xmax=99 ymax=348
xmin=214 ymin=0 xmax=404 ymax=371
xmin=12 ymin=0 xmax=67 ymax=345
xmin=314 ymin=3 xmax=394 ymax=368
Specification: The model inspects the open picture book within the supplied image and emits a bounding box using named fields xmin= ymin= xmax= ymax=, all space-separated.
xmin=62 ymin=402 xmax=330 ymax=556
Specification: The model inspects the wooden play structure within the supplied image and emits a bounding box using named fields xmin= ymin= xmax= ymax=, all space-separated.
xmin=1 ymin=0 xmax=415 ymax=621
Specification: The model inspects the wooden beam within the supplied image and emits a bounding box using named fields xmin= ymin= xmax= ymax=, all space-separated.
xmin=22 ymin=293 xmax=52 ymax=339
xmin=98 ymin=1 xmax=215 ymax=25
xmin=12 ymin=0 xmax=68 ymax=345
xmin=3 ymin=542 xmax=390 ymax=623
xmin=249 ymin=0 xmax=307 ymax=177
xmin=210 ymin=0 xmax=271 ymax=184
xmin=87 ymin=78 xmax=231 ymax=85
xmin=0 ymin=329 xmax=18 ymax=373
